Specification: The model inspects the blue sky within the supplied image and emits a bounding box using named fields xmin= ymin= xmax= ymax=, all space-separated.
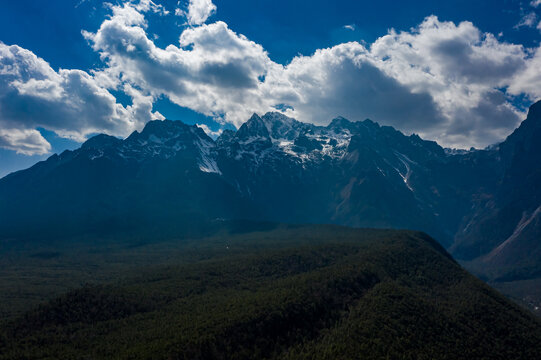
xmin=0 ymin=0 xmax=541 ymax=177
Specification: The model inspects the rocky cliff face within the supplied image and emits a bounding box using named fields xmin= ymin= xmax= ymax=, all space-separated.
xmin=452 ymin=101 xmax=541 ymax=280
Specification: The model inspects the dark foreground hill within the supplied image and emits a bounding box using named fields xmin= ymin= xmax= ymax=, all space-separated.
xmin=1 ymin=225 xmax=540 ymax=359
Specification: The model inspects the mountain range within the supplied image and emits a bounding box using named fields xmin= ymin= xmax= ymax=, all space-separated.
xmin=1 ymin=101 xmax=541 ymax=301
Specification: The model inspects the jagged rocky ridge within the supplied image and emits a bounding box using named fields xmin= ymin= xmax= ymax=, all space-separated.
xmin=1 ymin=102 xmax=541 ymax=282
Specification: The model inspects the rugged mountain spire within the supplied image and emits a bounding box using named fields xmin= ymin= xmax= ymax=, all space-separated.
xmin=235 ymin=113 xmax=271 ymax=141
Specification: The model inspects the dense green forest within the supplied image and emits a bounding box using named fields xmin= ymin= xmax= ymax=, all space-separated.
xmin=1 ymin=224 xmax=541 ymax=359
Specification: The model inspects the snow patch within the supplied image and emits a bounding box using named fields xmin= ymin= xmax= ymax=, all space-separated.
xmin=148 ymin=135 xmax=163 ymax=144
xmin=485 ymin=205 xmax=541 ymax=261
xmin=394 ymin=151 xmax=415 ymax=191
xmin=197 ymin=139 xmax=221 ymax=174
xmin=89 ymin=150 xmax=104 ymax=160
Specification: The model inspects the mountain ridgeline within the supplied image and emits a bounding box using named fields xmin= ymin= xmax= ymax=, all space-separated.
xmin=1 ymin=102 xmax=541 ymax=281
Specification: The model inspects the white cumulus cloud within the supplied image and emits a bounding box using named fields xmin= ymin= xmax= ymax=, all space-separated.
xmin=0 ymin=42 xmax=163 ymax=154
xmin=0 ymin=127 xmax=51 ymax=155
xmin=83 ymin=1 xmax=274 ymax=128
xmin=516 ymin=12 xmax=538 ymax=29
xmin=369 ymin=16 xmax=530 ymax=146
xmin=197 ymin=123 xmax=223 ymax=138
xmin=263 ymin=42 xmax=445 ymax=133
xmin=176 ymin=0 xmax=217 ymax=25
